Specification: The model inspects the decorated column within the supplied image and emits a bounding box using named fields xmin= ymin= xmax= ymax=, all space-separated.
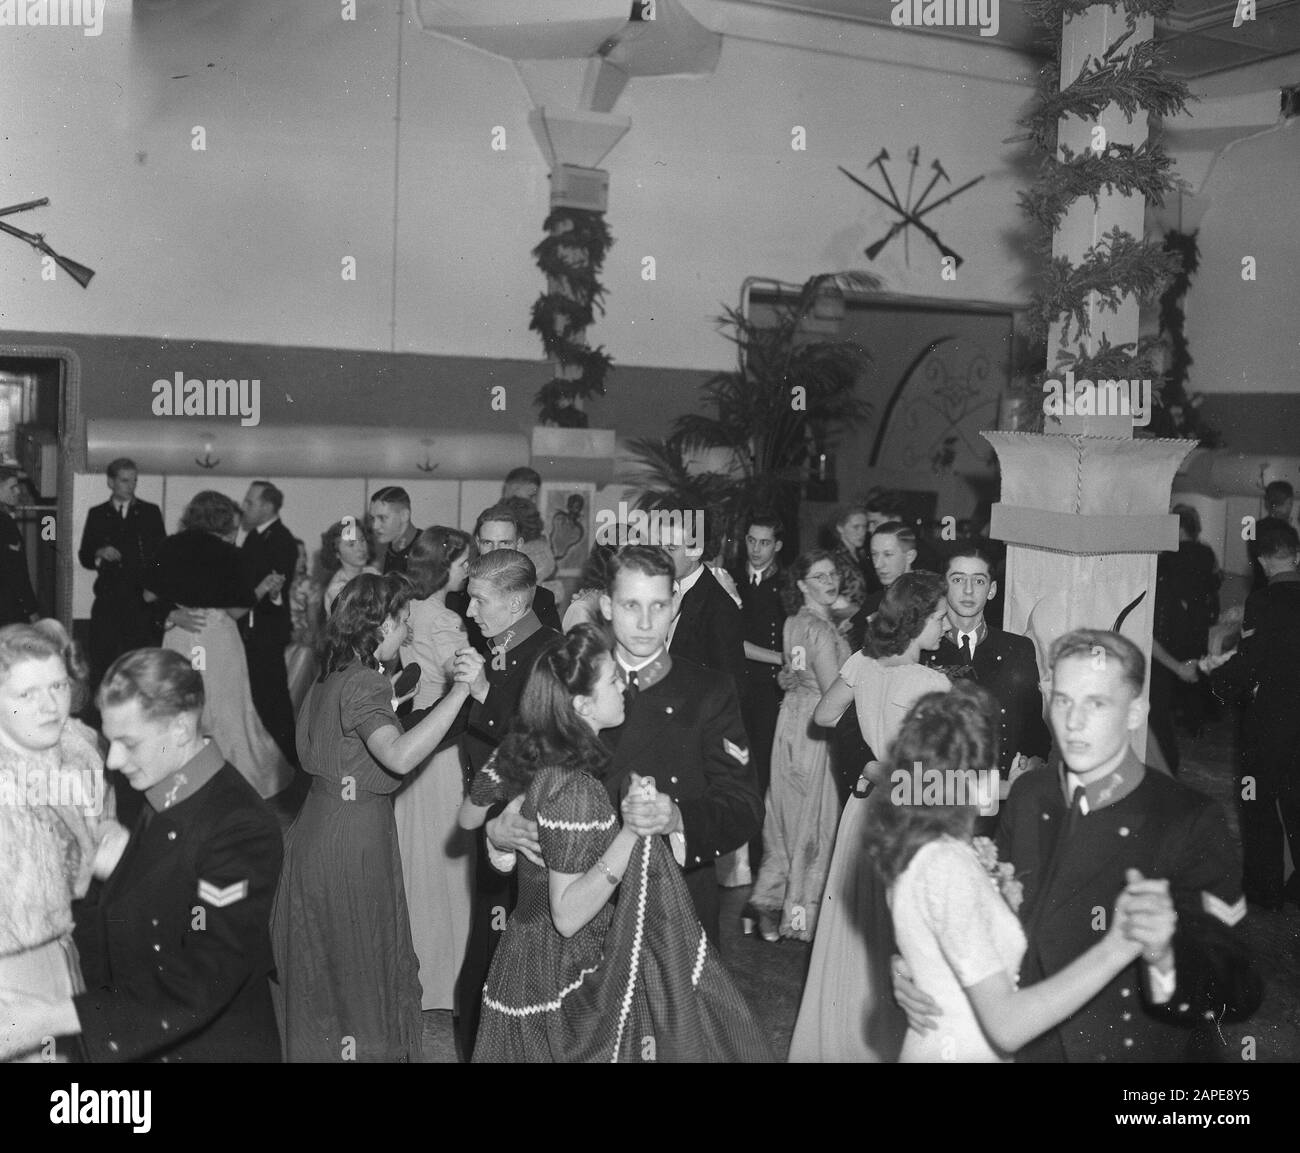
xmin=988 ymin=0 xmax=1201 ymax=759
xmin=416 ymin=1 xmax=721 ymax=428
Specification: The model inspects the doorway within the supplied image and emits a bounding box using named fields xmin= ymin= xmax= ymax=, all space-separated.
xmin=0 ymin=347 xmax=81 ymax=626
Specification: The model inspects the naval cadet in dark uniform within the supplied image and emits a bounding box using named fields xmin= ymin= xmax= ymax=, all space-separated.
xmin=484 ymin=546 xmax=763 ymax=946
xmin=63 ymin=649 xmax=283 ymax=1061
xmin=923 ymin=542 xmax=1051 ymax=792
xmin=729 ymin=511 xmax=787 ymax=868
xmin=446 ymin=503 xmax=562 ymax=655
xmin=452 ymin=547 xmax=560 ymax=1055
xmin=897 ymin=628 xmax=1261 ymax=1061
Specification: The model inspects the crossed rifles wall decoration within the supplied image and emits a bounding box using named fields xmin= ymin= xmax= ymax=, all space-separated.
xmin=840 ymin=147 xmax=984 ymax=269
xmin=0 ymin=197 xmax=95 ymax=287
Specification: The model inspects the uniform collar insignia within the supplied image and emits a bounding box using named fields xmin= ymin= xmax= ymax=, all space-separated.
xmin=490 ymin=609 xmax=541 ymax=654
xmin=944 ymin=618 xmax=988 ymax=649
xmin=146 ymin=739 xmax=224 ymax=812
xmin=617 ymin=647 xmax=672 ymax=691
xmin=1061 ymin=746 xmax=1146 ymax=814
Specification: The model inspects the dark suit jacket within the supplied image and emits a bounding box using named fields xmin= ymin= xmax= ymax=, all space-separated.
xmin=448 ymin=586 xmax=561 ymax=655
xmin=999 ymin=753 xmax=1262 ymax=1062
xmin=462 ymin=620 xmax=561 ymax=773
xmin=669 ymin=567 xmax=747 ymax=693
xmin=0 ymin=510 xmax=39 ymax=625
xmin=72 ymin=763 xmax=283 ymax=1062
xmin=77 ymin=498 xmax=166 ymax=604
xmin=239 ymin=519 xmax=299 ymax=648
xmin=601 ymin=656 xmax=762 ymax=877
xmin=1211 ymin=572 xmax=1300 ymax=781
xmin=925 ymin=627 xmax=1051 ymax=776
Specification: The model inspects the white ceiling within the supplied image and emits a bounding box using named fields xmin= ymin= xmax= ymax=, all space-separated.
xmin=737 ymin=0 xmax=1300 ymax=79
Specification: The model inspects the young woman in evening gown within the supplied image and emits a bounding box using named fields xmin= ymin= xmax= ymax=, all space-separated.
xmin=868 ymin=684 xmax=1149 ymax=1062
xmin=460 ymin=624 xmax=772 ymax=1063
xmin=749 ymin=550 xmax=849 ymax=943
xmin=393 ymin=527 xmax=475 ymax=1012
xmin=270 ymin=573 xmax=471 ymax=1062
xmin=320 ymin=516 xmax=380 ymax=618
xmin=145 ymin=491 xmax=292 ymax=799
xmin=787 ymin=571 xmax=950 ymax=1062
xmin=284 ymin=537 xmax=323 ymax=715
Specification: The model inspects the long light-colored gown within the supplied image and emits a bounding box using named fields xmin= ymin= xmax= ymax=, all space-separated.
xmin=394 ymin=595 xmax=475 ymax=1011
xmin=891 ymin=836 xmax=1027 ymax=1062
xmin=163 ymin=614 xmax=292 ymax=800
xmin=750 ymin=608 xmax=848 ymax=940
xmin=150 ymin=529 xmax=292 ymax=799
xmin=787 ymin=655 xmax=949 ymax=1062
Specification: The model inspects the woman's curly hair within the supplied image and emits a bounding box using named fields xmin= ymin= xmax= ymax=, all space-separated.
xmin=319 ymin=572 xmax=413 ymax=677
xmin=494 ymin=622 xmax=614 ymax=796
xmin=0 ymin=619 xmax=90 ymax=715
xmin=406 ymin=527 xmax=472 ymax=601
xmin=863 ymin=681 xmax=1000 ymax=885
xmin=863 ymin=571 xmax=948 ymax=658
xmin=320 ymin=517 xmax=376 ymax=573
xmin=180 ymin=491 xmax=241 ymax=536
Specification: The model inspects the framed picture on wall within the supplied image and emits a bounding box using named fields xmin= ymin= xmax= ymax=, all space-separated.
xmin=539 ymin=481 xmax=596 ymax=577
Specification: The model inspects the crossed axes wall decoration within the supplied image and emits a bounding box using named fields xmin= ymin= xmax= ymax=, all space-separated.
xmin=840 ymin=147 xmax=984 ymax=269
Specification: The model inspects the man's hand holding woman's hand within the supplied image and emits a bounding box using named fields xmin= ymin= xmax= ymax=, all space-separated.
xmin=254 ymin=572 xmax=286 ymax=601
xmin=620 ymin=773 xmax=681 ymax=838
xmin=1114 ymin=869 xmax=1177 ymax=971
xmin=453 ymin=647 xmax=489 ymax=702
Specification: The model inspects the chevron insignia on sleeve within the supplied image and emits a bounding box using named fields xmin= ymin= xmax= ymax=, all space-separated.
xmin=198 ymin=879 xmax=249 ymax=908
xmin=723 ymin=738 xmax=750 ymax=766
xmin=1202 ymin=890 xmax=1247 ymax=926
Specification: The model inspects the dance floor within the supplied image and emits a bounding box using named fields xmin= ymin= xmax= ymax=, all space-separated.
xmin=268 ymin=706 xmax=1299 ymax=1064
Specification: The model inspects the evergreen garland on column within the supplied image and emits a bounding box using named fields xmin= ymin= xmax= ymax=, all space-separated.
xmin=1009 ymin=0 xmax=1215 ymax=442
xmin=530 ymin=208 xmax=615 ymax=428
xmin=1149 ymin=229 xmax=1219 ymax=443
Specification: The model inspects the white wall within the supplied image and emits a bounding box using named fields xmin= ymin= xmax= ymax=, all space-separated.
xmin=69 ymin=470 xmax=508 ymax=617
xmin=1161 ymin=62 xmax=1300 ymax=397
xmin=3 ymin=1 xmax=1038 ymax=374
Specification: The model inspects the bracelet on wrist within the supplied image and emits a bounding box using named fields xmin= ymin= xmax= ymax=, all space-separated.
xmin=596 ymin=858 xmax=619 ymax=885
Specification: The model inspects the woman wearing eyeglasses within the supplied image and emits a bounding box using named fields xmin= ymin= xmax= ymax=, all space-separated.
xmin=747 ymin=551 xmax=849 ymax=944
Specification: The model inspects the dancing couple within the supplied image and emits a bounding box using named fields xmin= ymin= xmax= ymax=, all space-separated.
xmin=460 ymin=548 xmax=771 ymax=1062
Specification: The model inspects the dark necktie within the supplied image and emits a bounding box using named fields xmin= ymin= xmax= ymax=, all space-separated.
xmin=959 ymin=633 xmax=973 ymax=662
xmin=1066 ymin=783 xmax=1086 ymax=824
xmin=624 ymin=668 xmax=639 ymax=708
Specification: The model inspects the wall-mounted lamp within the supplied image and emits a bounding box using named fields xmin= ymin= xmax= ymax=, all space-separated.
xmin=416 ymin=438 xmax=439 ymax=474
xmin=196 ymin=440 xmax=220 ymax=469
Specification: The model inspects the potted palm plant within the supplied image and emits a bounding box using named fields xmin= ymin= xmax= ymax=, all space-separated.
xmin=624 ymin=271 xmax=878 ymax=559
